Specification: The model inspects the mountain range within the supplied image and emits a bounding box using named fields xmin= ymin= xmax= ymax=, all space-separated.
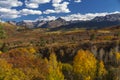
xmin=7 ymin=13 xmax=120 ymax=30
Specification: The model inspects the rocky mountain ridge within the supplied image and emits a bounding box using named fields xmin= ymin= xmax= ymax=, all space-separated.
xmin=7 ymin=13 xmax=120 ymax=30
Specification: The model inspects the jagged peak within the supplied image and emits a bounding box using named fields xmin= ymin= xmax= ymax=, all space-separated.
xmin=56 ymin=17 xmax=66 ymax=21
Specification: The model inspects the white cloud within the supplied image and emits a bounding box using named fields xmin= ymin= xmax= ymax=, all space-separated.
xmin=0 ymin=8 xmax=18 ymax=14
xmin=26 ymin=16 xmax=57 ymax=22
xmin=25 ymin=0 xmax=51 ymax=8
xmin=37 ymin=11 xmax=120 ymax=21
xmin=25 ymin=3 xmax=39 ymax=9
xmin=30 ymin=0 xmax=51 ymax=4
xmin=0 ymin=8 xmax=42 ymax=19
xmin=63 ymin=13 xmax=108 ymax=21
xmin=61 ymin=13 xmax=108 ymax=21
xmin=44 ymin=2 xmax=70 ymax=14
xmin=0 ymin=0 xmax=119 ymax=21
xmin=1 ymin=14 xmax=20 ymax=19
xmin=0 ymin=0 xmax=23 ymax=8
xmin=74 ymin=0 xmax=81 ymax=3
xmin=44 ymin=10 xmax=56 ymax=14
xmin=52 ymin=0 xmax=63 ymax=4
xmin=25 ymin=0 xmax=64 ymax=9
xmin=20 ymin=9 xmax=42 ymax=15
xmin=37 ymin=16 xmax=57 ymax=21
xmin=0 ymin=8 xmax=20 ymax=19
xmin=53 ymin=2 xmax=70 ymax=13
xmin=0 ymin=0 xmax=83 ymax=19
xmin=0 ymin=0 xmax=22 ymax=19
xmin=62 ymin=11 xmax=120 ymax=21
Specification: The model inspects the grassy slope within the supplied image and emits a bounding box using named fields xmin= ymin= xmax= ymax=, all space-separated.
xmin=0 ymin=22 xmax=120 ymax=49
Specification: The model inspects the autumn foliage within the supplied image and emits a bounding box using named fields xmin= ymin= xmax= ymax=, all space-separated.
xmin=0 ymin=46 xmax=116 ymax=80
xmin=73 ymin=50 xmax=97 ymax=80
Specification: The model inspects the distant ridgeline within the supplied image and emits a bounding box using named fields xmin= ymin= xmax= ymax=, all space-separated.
xmin=6 ymin=13 xmax=120 ymax=30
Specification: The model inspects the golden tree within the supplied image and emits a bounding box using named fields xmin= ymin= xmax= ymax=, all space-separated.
xmin=0 ymin=59 xmax=27 ymax=80
xmin=73 ymin=49 xmax=97 ymax=80
xmin=46 ymin=53 xmax=64 ymax=80
xmin=96 ymin=60 xmax=107 ymax=80
xmin=1 ymin=48 xmax=48 ymax=80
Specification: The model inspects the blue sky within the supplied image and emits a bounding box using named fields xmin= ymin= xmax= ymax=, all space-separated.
xmin=0 ymin=0 xmax=120 ymax=21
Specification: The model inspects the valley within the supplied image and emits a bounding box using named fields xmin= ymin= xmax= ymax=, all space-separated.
xmin=0 ymin=13 xmax=120 ymax=80
xmin=1 ymin=0 xmax=120 ymax=79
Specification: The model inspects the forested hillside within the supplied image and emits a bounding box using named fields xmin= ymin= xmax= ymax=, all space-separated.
xmin=0 ymin=23 xmax=120 ymax=80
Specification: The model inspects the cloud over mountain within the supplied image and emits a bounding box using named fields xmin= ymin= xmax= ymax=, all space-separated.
xmin=0 ymin=0 xmax=71 ymax=19
xmin=0 ymin=0 xmax=120 ymax=21
xmin=38 ymin=11 xmax=120 ymax=21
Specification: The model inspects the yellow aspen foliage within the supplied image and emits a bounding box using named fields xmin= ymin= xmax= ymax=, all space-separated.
xmin=0 ymin=51 xmax=2 ymax=55
xmin=73 ymin=49 xmax=97 ymax=80
xmin=84 ymin=76 xmax=91 ymax=80
xmin=27 ymin=47 xmax=36 ymax=54
xmin=97 ymin=61 xmax=107 ymax=79
xmin=0 ymin=59 xmax=12 ymax=71
xmin=0 ymin=59 xmax=27 ymax=80
xmin=115 ymin=52 xmax=120 ymax=60
xmin=44 ymin=58 xmax=49 ymax=64
xmin=4 ymin=68 xmax=27 ymax=80
xmin=18 ymin=48 xmax=29 ymax=53
xmin=62 ymin=63 xmax=73 ymax=80
xmin=46 ymin=53 xmax=64 ymax=80
xmin=24 ymin=67 xmax=45 ymax=80
xmin=17 ymin=48 xmax=35 ymax=59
